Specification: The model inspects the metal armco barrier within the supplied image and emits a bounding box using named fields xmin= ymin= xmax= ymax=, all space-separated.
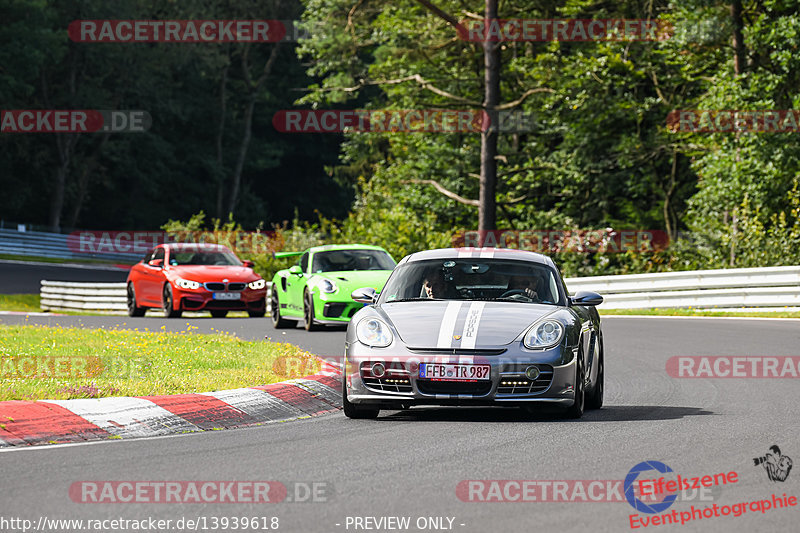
xmin=564 ymin=265 xmax=800 ymax=310
xmin=0 ymin=228 xmax=141 ymax=263
xmin=40 ymin=281 xmax=128 ymax=312
xmin=39 ymin=266 xmax=800 ymax=313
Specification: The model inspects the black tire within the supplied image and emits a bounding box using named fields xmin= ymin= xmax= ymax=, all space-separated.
xmin=586 ymin=334 xmax=604 ymax=410
xmin=210 ymin=310 xmax=228 ymax=318
xmin=342 ymin=377 xmax=380 ymax=419
xmin=162 ymin=284 xmax=182 ymax=318
xmin=126 ymin=283 xmax=146 ymax=317
xmin=562 ymin=349 xmax=585 ymax=419
xmin=304 ymin=291 xmax=321 ymax=332
xmin=271 ymin=290 xmax=292 ymax=328
xmin=248 ymin=310 xmax=266 ymax=318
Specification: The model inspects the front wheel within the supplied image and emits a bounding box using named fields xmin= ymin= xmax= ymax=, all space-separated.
xmin=271 ymin=290 xmax=292 ymax=328
xmin=342 ymin=378 xmax=380 ymax=419
xmin=304 ymin=291 xmax=321 ymax=331
xmin=127 ymin=283 xmax=146 ymax=317
xmin=162 ymin=284 xmax=182 ymax=318
xmin=586 ymin=335 xmax=604 ymax=410
xmin=562 ymin=352 xmax=585 ymax=419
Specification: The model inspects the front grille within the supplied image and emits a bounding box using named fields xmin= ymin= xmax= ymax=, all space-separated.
xmin=203 ymin=282 xmax=246 ymax=291
xmin=496 ymin=365 xmax=554 ymax=395
xmin=417 ymin=380 xmax=492 ymax=396
xmin=407 ymin=347 xmax=507 ymax=356
xmin=363 ymin=377 xmax=412 ymax=393
xmin=323 ymin=302 xmax=347 ymax=318
xmin=182 ymin=299 xmax=204 ymax=309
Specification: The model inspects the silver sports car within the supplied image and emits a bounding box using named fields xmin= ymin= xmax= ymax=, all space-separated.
xmin=343 ymin=247 xmax=605 ymax=419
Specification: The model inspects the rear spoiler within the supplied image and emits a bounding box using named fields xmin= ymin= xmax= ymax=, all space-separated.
xmin=273 ymin=251 xmax=304 ymax=259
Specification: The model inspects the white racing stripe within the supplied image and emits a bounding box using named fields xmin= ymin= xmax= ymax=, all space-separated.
xmin=459 ymin=302 xmax=486 ymax=349
xmin=479 ymin=248 xmax=495 ymax=258
xmin=436 ymin=301 xmax=463 ymax=348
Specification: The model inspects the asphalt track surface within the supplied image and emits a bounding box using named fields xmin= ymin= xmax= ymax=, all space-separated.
xmin=1 ymin=314 xmax=799 ymax=533
xmin=0 ymin=260 xmax=129 ymax=294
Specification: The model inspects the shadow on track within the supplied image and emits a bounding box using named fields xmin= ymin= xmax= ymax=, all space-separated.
xmin=376 ymin=405 xmax=714 ymax=423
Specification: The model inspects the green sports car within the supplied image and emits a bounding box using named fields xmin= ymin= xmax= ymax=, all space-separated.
xmin=270 ymin=244 xmax=396 ymax=331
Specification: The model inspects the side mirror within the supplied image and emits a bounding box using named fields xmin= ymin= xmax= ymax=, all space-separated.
xmin=148 ymin=259 xmax=163 ymax=268
xmin=242 ymin=260 xmax=254 ymax=268
xmin=289 ymin=265 xmax=303 ymax=275
xmin=351 ymin=287 xmax=377 ymax=304
xmin=570 ymin=290 xmax=603 ymax=306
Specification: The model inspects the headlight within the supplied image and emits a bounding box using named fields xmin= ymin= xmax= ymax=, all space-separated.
xmin=356 ymin=317 xmax=393 ymax=348
xmin=523 ymin=320 xmax=564 ymax=349
xmin=319 ymin=278 xmax=337 ymax=293
xmin=175 ymin=278 xmax=201 ymax=290
xmin=248 ymin=279 xmax=266 ymax=290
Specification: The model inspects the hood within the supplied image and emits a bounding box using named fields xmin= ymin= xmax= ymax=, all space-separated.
xmin=314 ymin=270 xmax=393 ymax=294
xmin=166 ymin=265 xmax=259 ymax=282
xmin=378 ymin=301 xmax=558 ymax=348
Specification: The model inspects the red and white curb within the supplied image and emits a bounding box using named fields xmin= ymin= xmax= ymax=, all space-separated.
xmin=0 ymin=361 xmax=342 ymax=447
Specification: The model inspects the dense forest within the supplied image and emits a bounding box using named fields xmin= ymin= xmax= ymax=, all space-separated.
xmin=2 ymin=0 xmax=799 ymax=276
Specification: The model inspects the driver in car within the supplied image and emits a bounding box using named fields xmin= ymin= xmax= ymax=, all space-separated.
xmin=507 ymin=275 xmax=540 ymax=300
xmin=423 ymin=272 xmax=447 ymax=299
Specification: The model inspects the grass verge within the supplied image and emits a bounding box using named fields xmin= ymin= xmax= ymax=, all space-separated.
xmin=0 ymin=294 xmax=41 ymax=312
xmin=600 ymin=308 xmax=800 ymax=319
xmin=0 ymin=324 xmax=321 ymax=401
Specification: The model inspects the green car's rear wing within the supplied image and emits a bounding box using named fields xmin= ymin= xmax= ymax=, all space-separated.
xmin=273 ymin=251 xmax=304 ymax=259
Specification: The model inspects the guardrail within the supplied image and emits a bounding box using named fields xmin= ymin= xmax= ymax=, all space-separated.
xmin=564 ymin=265 xmax=800 ymax=310
xmin=38 ymin=266 xmax=800 ymax=314
xmin=0 ymin=228 xmax=141 ymax=263
xmin=40 ymin=281 xmax=128 ymax=312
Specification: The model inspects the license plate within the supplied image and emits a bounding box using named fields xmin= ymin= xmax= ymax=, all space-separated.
xmin=419 ymin=363 xmax=491 ymax=381
xmin=212 ymin=292 xmax=240 ymax=300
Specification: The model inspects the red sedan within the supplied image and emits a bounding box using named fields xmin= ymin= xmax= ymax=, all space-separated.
xmin=126 ymin=243 xmax=267 ymax=318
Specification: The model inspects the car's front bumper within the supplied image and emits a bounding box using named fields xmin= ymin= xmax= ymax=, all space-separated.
xmin=343 ymin=341 xmax=579 ymax=408
xmin=174 ymin=288 xmax=267 ymax=312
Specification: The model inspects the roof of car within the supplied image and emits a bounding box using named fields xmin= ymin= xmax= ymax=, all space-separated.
xmin=399 ymin=247 xmax=556 ymax=268
xmin=163 ymin=243 xmax=230 ymax=250
xmin=306 ymin=244 xmax=388 ymax=253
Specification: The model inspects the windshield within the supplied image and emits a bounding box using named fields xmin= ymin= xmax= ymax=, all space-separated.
xmin=379 ymin=259 xmax=564 ymax=305
xmin=169 ymin=249 xmax=242 ymax=266
xmin=311 ymin=249 xmax=396 ymax=272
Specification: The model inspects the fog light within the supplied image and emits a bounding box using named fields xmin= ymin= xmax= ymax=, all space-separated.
xmin=525 ymin=366 xmax=540 ymax=380
xmin=371 ymin=362 xmax=386 ymax=378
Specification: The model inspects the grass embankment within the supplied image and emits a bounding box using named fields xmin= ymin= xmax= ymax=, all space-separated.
xmin=0 ymin=294 xmax=41 ymax=312
xmin=601 ymin=308 xmax=800 ymax=319
xmin=0 ymin=324 xmax=320 ymax=401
